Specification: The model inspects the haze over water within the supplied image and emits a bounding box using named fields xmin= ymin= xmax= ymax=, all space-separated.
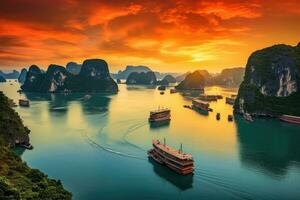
xmin=1 ymin=81 xmax=300 ymax=200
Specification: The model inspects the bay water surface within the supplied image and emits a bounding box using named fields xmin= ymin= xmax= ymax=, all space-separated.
xmin=1 ymin=81 xmax=300 ymax=200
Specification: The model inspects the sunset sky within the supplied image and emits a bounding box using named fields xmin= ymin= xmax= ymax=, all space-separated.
xmin=0 ymin=0 xmax=300 ymax=73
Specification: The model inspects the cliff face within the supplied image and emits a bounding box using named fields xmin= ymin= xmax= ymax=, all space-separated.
xmin=66 ymin=59 xmax=118 ymax=92
xmin=21 ymin=59 xmax=118 ymax=93
xmin=18 ymin=68 xmax=27 ymax=84
xmin=0 ymin=75 xmax=6 ymax=82
xmin=208 ymin=67 xmax=244 ymax=87
xmin=21 ymin=65 xmax=45 ymax=92
xmin=0 ymin=92 xmax=71 ymax=199
xmin=0 ymin=92 xmax=30 ymax=147
xmin=175 ymin=71 xmax=205 ymax=90
xmin=234 ymin=43 xmax=300 ymax=116
xmin=126 ymin=71 xmax=157 ymax=85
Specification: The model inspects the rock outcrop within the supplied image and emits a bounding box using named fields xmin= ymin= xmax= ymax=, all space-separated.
xmin=21 ymin=65 xmax=45 ymax=92
xmin=66 ymin=62 xmax=81 ymax=75
xmin=0 ymin=70 xmax=20 ymax=79
xmin=18 ymin=68 xmax=27 ymax=84
xmin=207 ymin=67 xmax=245 ymax=87
xmin=126 ymin=71 xmax=157 ymax=85
xmin=175 ymin=71 xmax=205 ymax=90
xmin=113 ymin=65 xmax=152 ymax=79
xmin=234 ymin=43 xmax=300 ymax=116
xmin=66 ymin=59 xmax=118 ymax=92
xmin=0 ymin=75 xmax=6 ymax=82
xmin=157 ymin=75 xmax=177 ymax=85
xmin=21 ymin=59 xmax=118 ymax=93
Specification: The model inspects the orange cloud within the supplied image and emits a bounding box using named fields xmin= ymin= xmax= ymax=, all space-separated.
xmin=0 ymin=0 xmax=299 ymax=72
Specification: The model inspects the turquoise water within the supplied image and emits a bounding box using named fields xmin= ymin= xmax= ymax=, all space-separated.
xmin=1 ymin=81 xmax=300 ymax=200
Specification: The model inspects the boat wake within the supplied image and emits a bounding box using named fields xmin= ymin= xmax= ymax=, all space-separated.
xmin=194 ymin=169 xmax=265 ymax=200
xmin=84 ymin=131 xmax=145 ymax=161
xmin=121 ymin=121 xmax=148 ymax=152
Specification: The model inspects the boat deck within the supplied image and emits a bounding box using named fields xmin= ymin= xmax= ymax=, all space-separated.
xmin=153 ymin=140 xmax=192 ymax=160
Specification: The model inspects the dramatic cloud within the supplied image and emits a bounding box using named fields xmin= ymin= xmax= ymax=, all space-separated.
xmin=0 ymin=0 xmax=299 ymax=72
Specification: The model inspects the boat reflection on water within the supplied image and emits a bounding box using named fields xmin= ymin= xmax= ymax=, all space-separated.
xmin=236 ymin=115 xmax=300 ymax=177
xmin=149 ymin=120 xmax=170 ymax=129
xmin=148 ymin=158 xmax=194 ymax=191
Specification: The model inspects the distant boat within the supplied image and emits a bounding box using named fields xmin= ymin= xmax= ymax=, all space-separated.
xmin=279 ymin=115 xmax=300 ymax=125
xmin=83 ymin=94 xmax=91 ymax=100
xmin=160 ymin=91 xmax=165 ymax=95
xmin=216 ymin=113 xmax=221 ymax=120
xmin=228 ymin=115 xmax=233 ymax=122
xmin=149 ymin=107 xmax=170 ymax=122
xmin=225 ymin=97 xmax=236 ymax=105
xmin=170 ymin=88 xmax=177 ymax=94
xmin=158 ymin=86 xmax=166 ymax=91
xmin=243 ymin=113 xmax=253 ymax=122
xmin=19 ymin=99 xmax=30 ymax=107
xmin=192 ymin=99 xmax=211 ymax=112
xmin=148 ymin=139 xmax=194 ymax=175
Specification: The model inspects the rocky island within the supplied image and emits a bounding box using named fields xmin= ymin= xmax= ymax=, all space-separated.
xmin=21 ymin=59 xmax=118 ymax=93
xmin=234 ymin=43 xmax=300 ymax=116
xmin=126 ymin=71 xmax=157 ymax=85
xmin=157 ymin=75 xmax=177 ymax=85
xmin=175 ymin=70 xmax=206 ymax=90
xmin=0 ymin=70 xmax=20 ymax=79
xmin=207 ymin=67 xmax=245 ymax=87
xmin=0 ymin=75 xmax=6 ymax=82
xmin=18 ymin=68 xmax=27 ymax=84
xmin=0 ymin=91 xmax=71 ymax=199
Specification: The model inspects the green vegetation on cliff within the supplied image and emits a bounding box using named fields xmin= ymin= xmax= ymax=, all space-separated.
xmin=0 ymin=92 xmax=71 ymax=199
xmin=235 ymin=43 xmax=300 ymax=116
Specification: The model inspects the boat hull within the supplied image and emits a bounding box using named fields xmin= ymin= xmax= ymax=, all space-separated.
xmin=280 ymin=115 xmax=300 ymax=125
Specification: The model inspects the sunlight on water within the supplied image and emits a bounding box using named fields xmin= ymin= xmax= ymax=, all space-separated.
xmin=1 ymin=81 xmax=300 ymax=200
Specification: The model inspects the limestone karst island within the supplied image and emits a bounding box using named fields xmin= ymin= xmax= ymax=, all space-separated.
xmin=0 ymin=1 xmax=300 ymax=200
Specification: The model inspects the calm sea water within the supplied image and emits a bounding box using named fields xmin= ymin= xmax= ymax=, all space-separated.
xmin=1 ymin=81 xmax=300 ymax=200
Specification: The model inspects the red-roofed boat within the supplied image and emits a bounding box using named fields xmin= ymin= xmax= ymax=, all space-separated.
xmin=148 ymin=139 xmax=194 ymax=175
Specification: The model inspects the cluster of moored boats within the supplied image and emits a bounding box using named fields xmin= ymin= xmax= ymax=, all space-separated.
xmin=147 ymin=88 xmax=300 ymax=174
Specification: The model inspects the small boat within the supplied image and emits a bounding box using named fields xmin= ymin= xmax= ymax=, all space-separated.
xmin=149 ymin=107 xmax=170 ymax=122
xmin=170 ymin=88 xmax=177 ymax=94
xmin=216 ymin=113 xmax=221 ymax=120
xmin=228 ymin=115 xmax=233 ymax=121
xmin=19 ymin=99 xmax=30 ymax=107
xmin=183 ymin=105 xmax=191 ymax=109
xmin=279 ymin=115 xmax=300 ymax=125
xmin=148 ymin=139 xmax=194 ymax=175
xmin=192 ymin=99 xmax=211 ymax=112
xmin=160 ymin=91 xmax=164 ymax=95
xmin=83 ymin=94 xmax=91 ymax=100
xmin=243 ymin=113 xmax=253 ymax=122
xmin=216 ymin=95 xmax=223 ymax=99
xmin=225 ymin=97 xmax=236 ymax=105
xmin=158 ymin=86 xmax=166 ymax=91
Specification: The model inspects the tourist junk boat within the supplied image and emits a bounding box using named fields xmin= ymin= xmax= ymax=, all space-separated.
xmin=192 ymin=99 xmax=212 ymax=112
xmin=19 ymin=99 xmax=30 ymax=107
xmin=279 ymin=115 xmax=300 ymax=125
xmin=149 ymin=107 xmax=171 ymax=122
xmin=198 ymin=94 xmax=218 ymax=101
xmin=148 ymin=139 xmax=194 ymax=175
